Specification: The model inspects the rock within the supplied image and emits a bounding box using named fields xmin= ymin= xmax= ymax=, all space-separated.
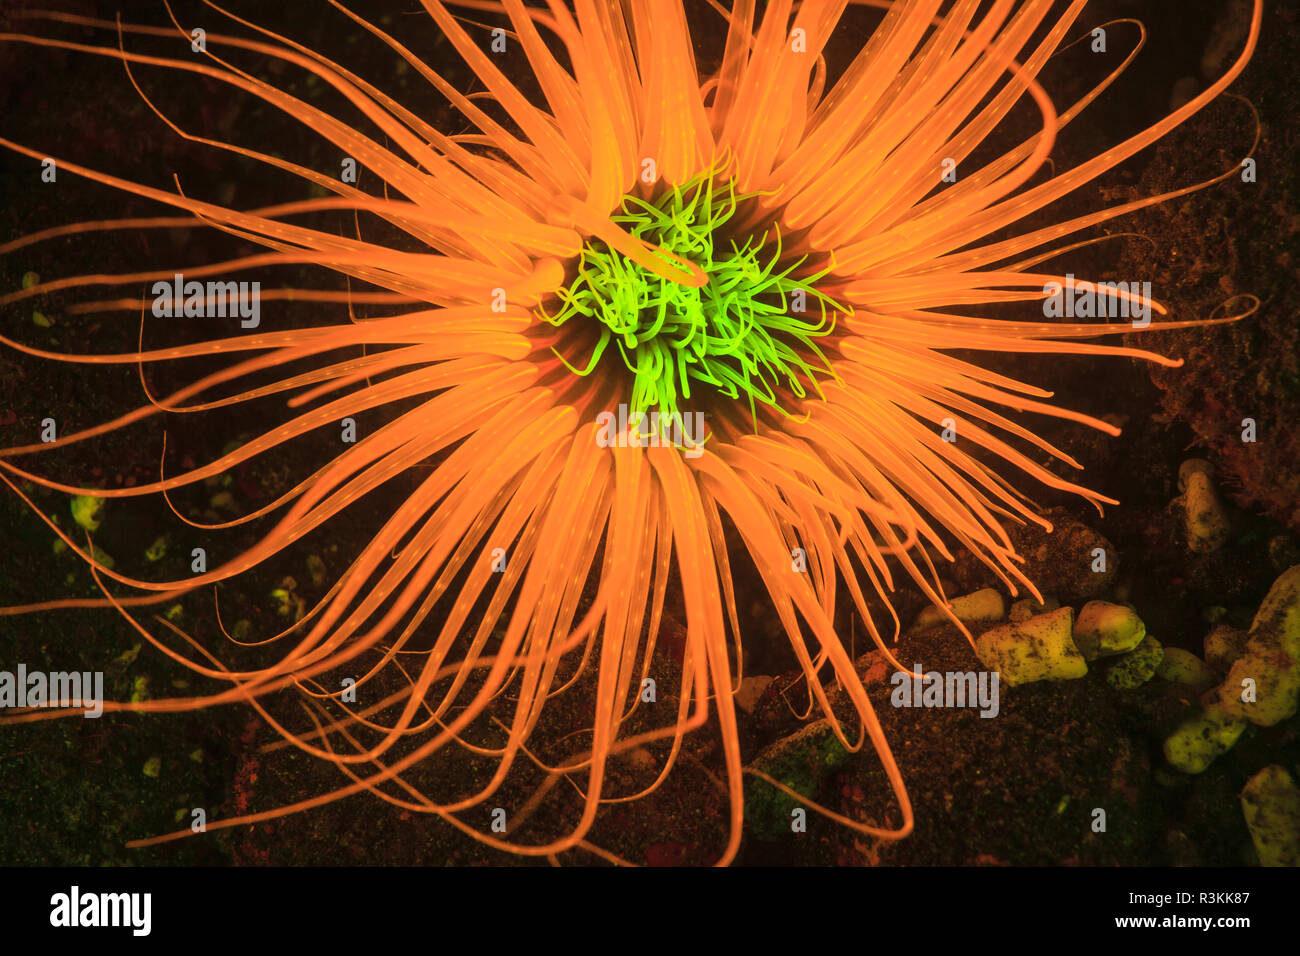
xmin=735 ymin=675 xmax=773 ymax=715
xmin=1162 ymin=704 xmax=1247 ymax=774
xmin=1240 ymin=765 xmax=1300 ymax=867
xmin=1267 ymin=534 xmax=1300 ymax=574
xmin=949 ymin=508 xmax=1117 ymax=602
xmin=70 ymin=494 xmax=104 ymax=532
xmin=744 ymin=719 xmax=850 ymax=841
xmin=1248 ymin=563 xmax=1300 ymax=660
xmin=1203 ymin=623 xmax=1249 ymax=673
xmin=1107 ymin=635 xmax=1164 ymax=690
xmin=1206 ymin=564 xmax=1300 ymax=727
xmin=1168 ymin=75 xmax=1200 ymax=111
xmin=974 ymin=607 xmax=1087 ymax=687
xmin=1009 ymin=597 xmax=1060 ymax=623
xmin=1072 ymin=601 xmax=1146 ymax=660
xmin=1027 ymin=514 xmax=1118 ymax=602
xmin=1178 ymin=459 xmax=1230 ymax=553
xmin=1155 ymin=647 xmax=1218 ymax=689
xmin=1212 ymin=650 xmax=1300 ymax=727
xmin=910 ymin=587 xmax=1005 ymax=633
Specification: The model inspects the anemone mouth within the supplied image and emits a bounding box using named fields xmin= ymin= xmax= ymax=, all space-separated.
xmin=534 ymin=166 xmax=852 ymax=435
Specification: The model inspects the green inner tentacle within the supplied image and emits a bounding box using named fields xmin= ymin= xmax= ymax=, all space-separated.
xmin=539 ymin=169 xmax=844 ymax=428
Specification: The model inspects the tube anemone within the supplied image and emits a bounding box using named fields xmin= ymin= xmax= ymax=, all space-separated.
xmin=0 ymin=1 xmax=1260 ymax=864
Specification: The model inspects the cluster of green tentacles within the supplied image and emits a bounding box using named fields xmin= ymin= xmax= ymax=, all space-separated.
xmin=539 ymin=170 xmax=843 ymax=426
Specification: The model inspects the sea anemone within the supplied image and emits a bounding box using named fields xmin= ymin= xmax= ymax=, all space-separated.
xmin=0 ymin=0 xmax=1259 ymax=864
